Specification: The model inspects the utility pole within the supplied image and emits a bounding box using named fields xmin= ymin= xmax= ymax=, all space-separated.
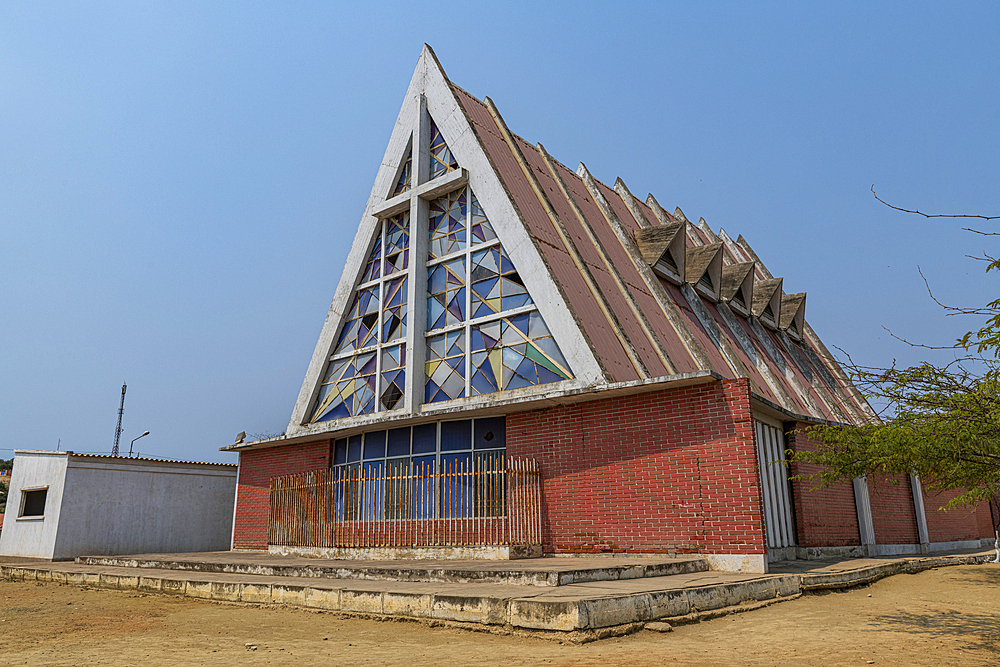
xmin=112 ymin=382 xmax=126 ymax=456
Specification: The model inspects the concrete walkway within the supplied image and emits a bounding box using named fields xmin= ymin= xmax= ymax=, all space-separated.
xmin=2 ymin=548 xmax=995 ymax=642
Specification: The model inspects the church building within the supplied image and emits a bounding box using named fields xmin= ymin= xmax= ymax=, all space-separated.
xmin=224 ymin=47 xmax=994 ymax=572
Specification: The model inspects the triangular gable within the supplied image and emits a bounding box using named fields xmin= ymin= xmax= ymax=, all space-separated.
xmin=634 ymin=222 xmax=686 ymax=284
xmin=685 ymin=242 xmax=724 ymax=301
xmin=779 ymin=292 xmax=806 ymax=340
xmin=287 ymin=46 xmax=601 ymax=436
xmin=721 ymin=262 xmax=754 ymax=316
xmin=752 ymin=277 xmax=783 ymax=328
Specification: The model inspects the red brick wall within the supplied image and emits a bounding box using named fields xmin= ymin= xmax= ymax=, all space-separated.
xmin=232 ymin=441 xmax=330 ymax=549
xmin=921 ymin=488 xmax=991 ymax=543
xmin=978 ymin=499 xmax=998 ymax=540
xmin=868 ymin=474 xmax=919 ymax=545
xmin=785 ymin=425 xmax=861 ymax=547
xmin=506 ymin=378 xmax=766 ymax=555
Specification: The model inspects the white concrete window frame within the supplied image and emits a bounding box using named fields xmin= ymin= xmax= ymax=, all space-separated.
xmin=17 ymin=485 xmax=49 ymax=520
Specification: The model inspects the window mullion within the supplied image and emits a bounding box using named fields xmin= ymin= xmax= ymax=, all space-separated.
xmin=464 ymin=185 xmax=472 ymax=398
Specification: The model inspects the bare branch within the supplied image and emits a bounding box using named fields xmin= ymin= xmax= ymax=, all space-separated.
xmin=963 ymin=228 xmax=1000 ymax=236
xmin=881 ymin=325 xmax=960 ymax=350
xmin=872 ymin=186 xmax=999 ymax=220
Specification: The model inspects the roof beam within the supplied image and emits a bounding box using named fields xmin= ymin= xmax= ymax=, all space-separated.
xmin=576 ymin=163 xmax=715 ymax=372
xmin=537 ymin=147 xmax=677 ymax=375
xmin=645 ymin=194 xmax=676 ymax=226
xmin=613 ymin=178 xmax=653 ymax=229
xmin=484 ymin=96 xmax=650 ymax=380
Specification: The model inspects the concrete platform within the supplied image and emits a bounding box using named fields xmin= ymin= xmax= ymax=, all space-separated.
xmin=2 ymin=548 xmax=996 ymax=641
xmin=75 ymin=551 xmax=709 ymax=587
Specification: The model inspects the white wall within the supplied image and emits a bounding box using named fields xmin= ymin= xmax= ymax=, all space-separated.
xmin=0 ymin=451 xmax=237 ymax=560
xmin=0 ymin=451 xmax=70 ymax=558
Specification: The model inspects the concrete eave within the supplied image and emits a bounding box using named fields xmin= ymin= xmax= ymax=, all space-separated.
xmin=221 ymin=370 xmax=722 ymax=453
xmin=750 ymin=393 xmax=847 ymax=428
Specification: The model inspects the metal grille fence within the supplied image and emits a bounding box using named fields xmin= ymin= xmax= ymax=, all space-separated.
xmin=268 ymin=456 xmax=541 ymax=548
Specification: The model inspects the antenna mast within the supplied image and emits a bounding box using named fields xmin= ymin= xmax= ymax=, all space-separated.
xmin=112 ymin=382 xmax=127 ymax=456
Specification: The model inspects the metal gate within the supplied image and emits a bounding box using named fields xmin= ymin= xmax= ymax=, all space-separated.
xmin=754 ymin=419 xmax=796 ymax=550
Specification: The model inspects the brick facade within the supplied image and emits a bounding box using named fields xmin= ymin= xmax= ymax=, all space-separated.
xmin=232 ymin=441 xmax=330 ymax=549
xmin=785 ymin=425 xmax=861 ymax=548
xmin=506 ymin=378 xmax=766 ymax=555
xmin=868 ymin=474 xmax=919 ymax=546
xmin=230 ymin=378 xmax=992 ymax=557
xmin=922 ymin=489 xmax=993 ymax=544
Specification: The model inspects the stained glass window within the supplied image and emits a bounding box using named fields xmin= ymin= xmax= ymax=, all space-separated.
xmin=424 ymin=185 xmax=574 ymax=403
xmin=361 ymin=237 xmax=382 ymax=283
xmin=470 ymin=245 xmax=531 ymax=319
xmin=335 ymin=285 xmax=380 ymax=354
xmin=428 ymin=119 xmax=457 ymax=180
xmin=429 ymin=190 xmax=467 ymax=259
xmin=313 ymin=210 xmax=412 ymax=422
xmin=427 ymin=257 xmax=466 ymax=331
xmin=380 ymin=344 xmax=406 ymax=410
xmin=470 ymin=194 xmax=497 ymax=245
xmin=384 ymin=212 xmax=409 ymax=275
xmin=311 ymin=350 xmax=378 ymax=421
xmin=426 ymin=330 xmax=466 ymax=403
xmin=392 ymin=149 xmax=412 ymax=196
xmin=382 ymin=276 xmax=407 ymax=343
xmin=469 ymin=312 xmax=571 ymax=395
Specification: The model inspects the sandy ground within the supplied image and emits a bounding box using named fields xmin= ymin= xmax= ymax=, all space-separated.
xmin=2 ymin=564 xmax=999 ymax=666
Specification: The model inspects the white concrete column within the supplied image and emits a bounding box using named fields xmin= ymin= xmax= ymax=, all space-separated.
xmin=853 ymin=476 xmax=876 ymax=556
xmin=910 ymin=473 xmax=930 ymax=550
xmin=404 ymin=94 xmax=430 ymax=414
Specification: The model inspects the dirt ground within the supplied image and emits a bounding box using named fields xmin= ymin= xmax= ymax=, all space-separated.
xmin=2 ymin=564 xmax=999 ymax=666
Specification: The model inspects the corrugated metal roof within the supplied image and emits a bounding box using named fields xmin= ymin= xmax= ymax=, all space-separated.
xmin=67 ymin=452 xmax=237 ymax=467
xmin=449 ymin=79 xmax=876 ymax=427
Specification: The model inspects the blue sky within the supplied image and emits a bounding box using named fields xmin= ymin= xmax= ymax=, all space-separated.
xmin=2 ymin=2 xmax=997 ymax=462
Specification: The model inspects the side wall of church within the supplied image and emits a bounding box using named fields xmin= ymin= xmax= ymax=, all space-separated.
xmin=785 ymin=426 xmax=861 ymax=548
xmin=922 ymin=488 xmax=992 ymax=543
xmin=232 ymin=441 xmax=330 ymax=549
xmin=867 ymin=473 xmax=920 ymax=546
xmin=506 ymin=378 xmax=768 ymax=555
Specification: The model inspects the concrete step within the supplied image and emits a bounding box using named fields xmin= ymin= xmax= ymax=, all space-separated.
xmin=1 ymin=560 xmax=798 ymax=639
xmin=4 ymin=549 xmax=993 ymax=641
xmin=75 ymin=552 xmax=709 ymax=587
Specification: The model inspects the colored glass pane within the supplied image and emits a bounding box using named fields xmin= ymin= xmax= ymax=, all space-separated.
xmin=427 ymin=257 xmax=466 ymax=331
xmin=469 ymin=311 xmax=572 ymax=395
xmin=335 ymin=285 xmax=379 ymax=353
xmin=425 ymin=330 xmax=466 ymax=403
xmin=380 ymin=344 xmax=406 ymax=410
xmin=382 ymin=276 xmax=407 ymax=342
xmin=469 ymin=194 xmax=497 ymax=245
xmin=428 ymin=119 xmax=457 ymax=180
xmin=470 ymin=244 xmax=532 ymax=319
xmin=428 ymin=190 xmax=467 ymax=259
xmin=311 ymin=350 xmax=378 ymax=421
xmin=392 ymin=149 xmax=412 ymax=196
xmin=384 ymin=212 xmax=409 ymax=275
xmin=361 ymin=237 xmax=382 ymax=282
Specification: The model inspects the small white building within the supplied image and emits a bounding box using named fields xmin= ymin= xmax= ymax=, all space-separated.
xmin=0 ymin=450 xmax=238 ymax=560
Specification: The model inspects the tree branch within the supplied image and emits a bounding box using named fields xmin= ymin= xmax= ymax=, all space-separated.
xmin=872 ymin=186 xmax=999 ymax=221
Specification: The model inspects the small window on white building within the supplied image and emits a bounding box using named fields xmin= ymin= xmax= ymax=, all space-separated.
xmin=20 ymin=488 xmax=47 ymax=517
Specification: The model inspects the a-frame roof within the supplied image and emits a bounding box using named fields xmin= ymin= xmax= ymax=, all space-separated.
xmin=444 ymin=62 xmax=875 ymax=426
xmin=224 ymin=46 xmax=876 ymax=452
